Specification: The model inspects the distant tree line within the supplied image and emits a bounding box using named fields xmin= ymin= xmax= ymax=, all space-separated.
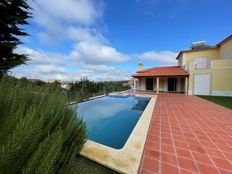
xmin=68 ymin=78 xmax=130 ymax=102
xmin=4 ymin=76 xmax=131 ymax=102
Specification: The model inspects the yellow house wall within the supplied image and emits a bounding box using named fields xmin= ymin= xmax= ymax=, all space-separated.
xmin=219 ymin=39 xmax=232 ymax=59
xmin=185 ymin=44 xmax=232 ymax=96
xmin=185 ymin=49 xmax=219 ymax=64
xmin=188 ymin=68 xmax=232 ymax=95
xmin=212 ymin=59 xmax=232 ymax=68
xmin=178 ymin=55 xmax=183 ymax=66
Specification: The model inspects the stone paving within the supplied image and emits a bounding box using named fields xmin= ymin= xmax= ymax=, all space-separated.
xmin=138 ymin=94 xmax=232 ymax=174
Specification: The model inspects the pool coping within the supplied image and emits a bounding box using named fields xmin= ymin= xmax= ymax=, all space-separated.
xmin=80 ymin=94 xmax=157 ymax=174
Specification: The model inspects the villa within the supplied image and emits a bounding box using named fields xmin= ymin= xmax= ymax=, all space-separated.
xmin=132 ymin=35 xmax=232 ymax=96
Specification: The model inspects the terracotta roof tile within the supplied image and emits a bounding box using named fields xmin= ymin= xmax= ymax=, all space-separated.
xmin=132 ymin=66 xmax=189 ymax=77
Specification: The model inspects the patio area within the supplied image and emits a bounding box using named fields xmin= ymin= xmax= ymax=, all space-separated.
xmin=138 ymin=94 xmax=232 ymax=174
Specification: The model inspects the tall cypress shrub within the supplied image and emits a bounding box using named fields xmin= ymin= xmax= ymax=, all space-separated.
xmin=0 ymin=0 xmax=31 ymax=76
xmin=0 ymin=77 xmax=87 ymax=174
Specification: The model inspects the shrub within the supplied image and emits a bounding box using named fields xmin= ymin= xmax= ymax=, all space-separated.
xmin=0 ymin=76 xmax=87 ymax=174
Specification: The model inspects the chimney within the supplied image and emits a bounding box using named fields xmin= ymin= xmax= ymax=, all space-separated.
xmin=138 ymin=62 xmax=143 ymax=71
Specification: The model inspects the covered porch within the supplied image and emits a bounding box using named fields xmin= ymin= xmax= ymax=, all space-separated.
xmin=132 ymin=65 xmax=189 ymax=94
xmin=134 ymin=76 xmax=189 ymax=94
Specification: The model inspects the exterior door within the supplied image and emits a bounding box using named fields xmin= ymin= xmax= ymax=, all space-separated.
xmin=168 ymin=78 xmax=177 ymax=91
xmin=146 ymin=78 xmax=153 ymax=90
xmin=194 ymin=74 xmax=211 ymax=95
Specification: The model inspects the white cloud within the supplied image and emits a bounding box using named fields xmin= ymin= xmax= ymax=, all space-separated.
xmin=12 ymin=46 xmax=131 ymax=81
xmin=34 ymin=65 xmax=67 ymax=75
xmin=30 ymin=0 xmax=105 ymax=43
xmin=31 ymin=0 xmax=104 ymax=27
xmin=66 ymin=27 xmax=107 ymax=43
xmin=135 ymin=50 xmax=178 ymax=65
xmin=15 ymin=46 xmax=67 ymax=66
xmin=29 ymin=0 xmax=130 ymax=66
xmin=11 ymin=1 xmax=178 ymax=82
xmin=70 ymin=41 xmax=130 ymax=64
xmin=12 ymin=46 xmax=178 ymax=81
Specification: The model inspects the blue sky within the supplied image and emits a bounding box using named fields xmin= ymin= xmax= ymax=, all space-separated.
xmin=12 ymin=0 xmax=232 ymax=81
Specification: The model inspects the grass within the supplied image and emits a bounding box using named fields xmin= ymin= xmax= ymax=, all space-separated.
xmin=198 ymin=95 xmax=232 ymax=109
xmin=68 ymin=155 xmax=119 ymax=174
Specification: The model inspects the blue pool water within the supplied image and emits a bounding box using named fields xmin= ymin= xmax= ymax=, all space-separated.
xmin=75 ymin=95 xmax=151 ymax=149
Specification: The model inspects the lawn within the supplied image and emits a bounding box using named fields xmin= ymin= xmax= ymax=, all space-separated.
xmin=198 ymin=95 xmax=232 ymax=109
xmin=69 ymin=156 xmax=119 ymax=174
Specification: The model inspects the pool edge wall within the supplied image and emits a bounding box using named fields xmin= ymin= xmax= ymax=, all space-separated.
xmin=80 ymin=94 xmax=157 ymax=174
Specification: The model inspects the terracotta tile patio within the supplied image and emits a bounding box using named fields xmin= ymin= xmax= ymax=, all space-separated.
xmin=138 ymin=94 xmax=232 ymax=174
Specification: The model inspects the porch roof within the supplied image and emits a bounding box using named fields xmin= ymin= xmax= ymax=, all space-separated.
xmin=132 ymin=66 xmax=189 ymax=77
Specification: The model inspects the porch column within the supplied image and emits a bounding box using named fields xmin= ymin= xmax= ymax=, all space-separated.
xmin=133 ymin=78 xmax=136 ymax=93
xmin=185 ymin=77 xmax=188 ymax=95
xmin=156 ymin=77 xmax=159 ymax=94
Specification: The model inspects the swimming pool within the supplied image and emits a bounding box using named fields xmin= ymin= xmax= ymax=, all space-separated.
xmin=75 ymin=95 xmax=151 ymax=149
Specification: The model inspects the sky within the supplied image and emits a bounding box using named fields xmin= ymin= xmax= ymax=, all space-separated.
xmin=11 ymin=0 xmax=232 ymax=81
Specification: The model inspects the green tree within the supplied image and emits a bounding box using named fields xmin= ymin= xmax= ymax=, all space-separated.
xmin=0 ymin=0 xmax=31 ymax=76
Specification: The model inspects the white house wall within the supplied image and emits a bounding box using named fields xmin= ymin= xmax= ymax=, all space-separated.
xmin=176 ymin=77 xmax=181 ymax=92
xmin=153 ymin=78 xmax=156 ymax=91
xmin=163 ymin=78 xmax=168 ymax=92
xmin=138 ymin=78 xmax=146 ymax=90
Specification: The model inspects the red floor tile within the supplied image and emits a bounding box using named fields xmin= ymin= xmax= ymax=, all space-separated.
xmin=211 ymin=157 xmax=232 ymax=171
xmin=197 ymin=163 xmax=219 ymax=174
xmin=224 ymin=152 xmax=232 ymax=161
xmin=144 ymin=148 xmax=160 ymax=159
xmin=140 ymin=168 xmax=156 ymax=174
xmin=146 ymin=139 xmax=160 ymax=150
xmin=180 ymin=169 xmax=196 ymax=174
xmin=161 ymin=163 xmax=179 ymax=174
xmin=161 ymin=144 xmax=175 ymax=154
xmin=219 ymin=169 xmax=232 ymax=174
xmin=161 ymin=152 xmax=178 ymax=166
xmin=142 ymin=157 xmax=159 ymax=172
xmin=178 ymin=157 xmax=199 ymax=173
xmin=174 ymin=141 xmax=189 ymax=149
xmin=188 ymin=144 xmax=206 ymax=154
xmin=176 ymin=148 xmax=193 ymax=160
xmin=138 ymin=93 xmax=232 ymax=174
xmin=192 ymin=152 xmax=213 ymax=166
